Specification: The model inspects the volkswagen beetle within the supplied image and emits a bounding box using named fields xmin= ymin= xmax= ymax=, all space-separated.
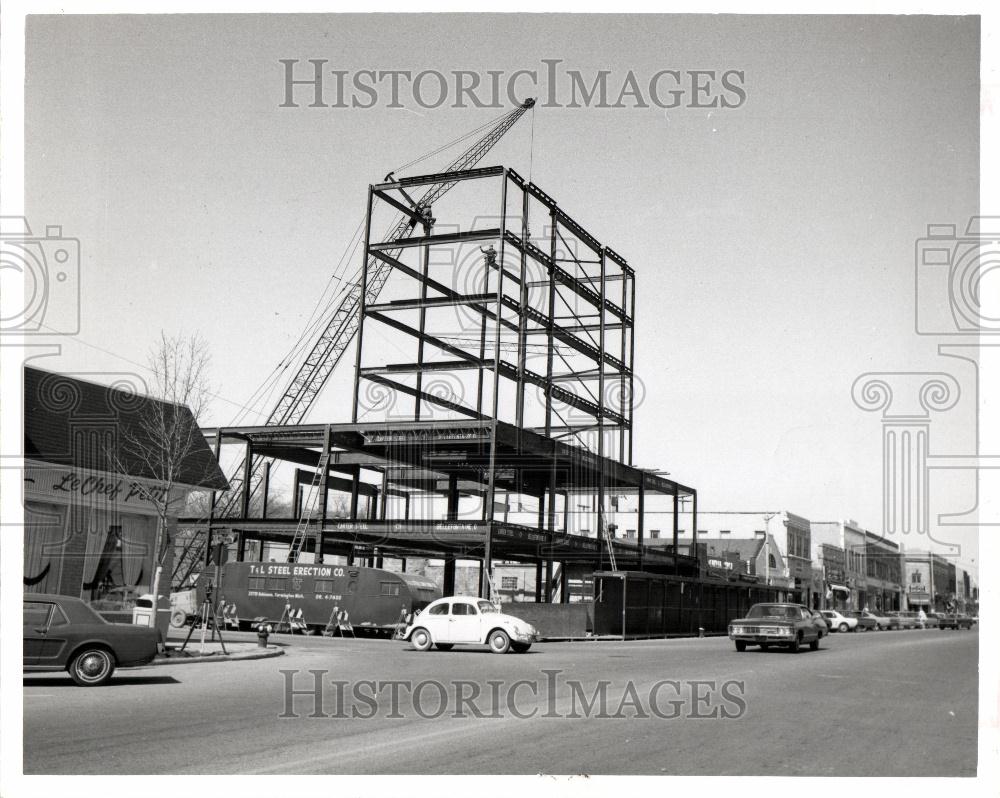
xmin=403 ymin=596 xmax=538 ymax=653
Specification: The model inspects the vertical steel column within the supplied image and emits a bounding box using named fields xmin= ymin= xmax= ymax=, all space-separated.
xmin=638 ymin=484 xmax=645 ymax=572
xmin=691 ymin=490 xmax=698 ymax=571
xmin=621 ymin=575 xmax=628 ymax=641
xmin=349 ymin=465 xmax=360 ymax=520
xmin=380 ymin=469 xmax=389 ymax=521
xmin=628 ymin=271 xmax=636 ymax=465
xmin=292 ymin=469 xmax=302 ymax=518
xmin=239 ymin=438 xmax=253 ymax=518
xmin=352 ymin=186 xmax=375 ymax=423
xmin=414 ymin=223 xmax=433 ymax=420
xmin=205 ymin=430 xmax=223 ymax=569
xmin=535 ymin=561 xmax=543 ymax=602
xmin=316 ymin=425 xmax=331 ymax=564
xmin=481 ymin=171 xmax=509 ymax=601
xmin=444 ymin=558 xmax=456 ymax=597
xmin=476 ymin=248 xmax=489 ymax=416
xmin=619 ymin=257 xmax=628 ymax=464
xmin=515 ymin=178 xmax=530 ymax=430
xmin=672 ymin=492 xmax=680 ymax=576
xmin=544 ymin=209 xmax=557 ymax=436
xmin=596 ymin=249 xmax=607 ymax=569
xmin=261 ymin=461 xmax=271 ymax=520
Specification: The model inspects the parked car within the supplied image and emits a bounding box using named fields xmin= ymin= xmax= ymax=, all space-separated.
xmin=904 ymin=611 xmax=925 ymax=629
xmin=886 ymin=611 xmax=917 ymax=629
xmin=23 ymin=593 xmax=162 ymax=686
xmin=804 ymin=607 xmax=831 ymax=635
xmin=403 ymin=596 xmax=538 ymax=653
xmin=728 ymin=603 xmax=823 ymax=652
xmin=938 ymin=614 xmax=975 ymax=630
xmin=846 ymin=610 xmax=877 ymax=631
xmin=821 ymin=610 xmax=859 ymax=633
xmin=858 ymin=610 xmax=892 ymax=630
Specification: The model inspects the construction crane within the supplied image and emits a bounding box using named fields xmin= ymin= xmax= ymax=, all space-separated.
xmin=173 ymin=99 xmax=535 ymax=583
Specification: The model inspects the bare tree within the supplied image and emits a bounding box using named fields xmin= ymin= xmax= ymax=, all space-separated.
xmin=110 ymin=332 xmax=215 ymax=623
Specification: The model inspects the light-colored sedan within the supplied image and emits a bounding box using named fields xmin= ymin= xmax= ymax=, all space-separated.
xmin=403 ymin=596 xmax=538 ymax=654
xmin=860 ymin=610 xmax=892 ymax=630
xmin=821 ymin=610 xmax=859 ymax=633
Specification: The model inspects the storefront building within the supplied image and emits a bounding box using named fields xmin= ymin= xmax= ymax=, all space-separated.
xmin=23 ymin=367 xmax=227 ymax=633
xmin=903 ymin=550 xmax=958 ymax=612
xmin=812 ymin=519 xmax=871 ymax=610
xmin=818 ymin=543 xmax=849 ymax=610
xmin=864 ymin=531 xmax=902 ymax=611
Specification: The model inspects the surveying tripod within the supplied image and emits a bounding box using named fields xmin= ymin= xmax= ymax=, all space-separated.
xmin=179 ymin=582 xmax=229 ymax=655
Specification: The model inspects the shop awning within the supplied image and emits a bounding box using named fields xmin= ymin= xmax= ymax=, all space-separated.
xmin=829 ymin=584 xmax=850 ymax=594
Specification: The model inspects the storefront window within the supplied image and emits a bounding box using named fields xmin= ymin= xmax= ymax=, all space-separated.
xmin=24 ymin=502 xmax=67 ymax=595
xmin=88 ymin=514 xmax=156 ymax=611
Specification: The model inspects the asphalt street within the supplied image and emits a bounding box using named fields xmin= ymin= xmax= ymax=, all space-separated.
xmin=23 ymin=627 xmax=978 ymax=776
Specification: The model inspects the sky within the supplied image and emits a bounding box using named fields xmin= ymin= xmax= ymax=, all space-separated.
xmin=21 ymin=13 xmax=981 ymax=577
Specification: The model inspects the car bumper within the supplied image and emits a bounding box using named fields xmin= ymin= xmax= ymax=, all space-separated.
xmin=728 ymin=629 xmax=795 ymax=643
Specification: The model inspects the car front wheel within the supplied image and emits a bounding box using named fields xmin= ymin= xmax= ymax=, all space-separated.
xmin=734 ymin=640 xmax=747 ymax=652
xmin=410 ymin=627 xmax=433 ymax=652
xmin=488 ymin=629 xmax=511 ymax=654
xmin=838 ymin=622 xmax=849 ymax=633
xmin=69 ymin=647 xmax=115 ymax=686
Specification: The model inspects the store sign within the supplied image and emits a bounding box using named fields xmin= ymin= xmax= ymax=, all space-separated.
xmin=707 ymin=558 xmax=734 ymax=571
xmin=907 ymin=584 xmax=930 ymax=597
xmin=24 ymin=463 xmax=170 ymax=511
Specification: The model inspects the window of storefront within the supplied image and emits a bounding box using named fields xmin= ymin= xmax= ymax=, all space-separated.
xmin=24 ymin=502 xmax=67 ymax=595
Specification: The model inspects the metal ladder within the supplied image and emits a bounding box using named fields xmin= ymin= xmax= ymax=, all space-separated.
xmin=600 ymin=510 xmax=618 ymax=572
xmin=287 ymin=450 xmax=331 ymax=563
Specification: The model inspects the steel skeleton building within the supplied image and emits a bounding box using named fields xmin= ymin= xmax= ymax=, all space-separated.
xmin=184 ymin=167 xmax=698 ymax=601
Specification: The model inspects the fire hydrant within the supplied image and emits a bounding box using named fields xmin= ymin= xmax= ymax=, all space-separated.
xmin=255 ymin=618 xmax=271 ymax=648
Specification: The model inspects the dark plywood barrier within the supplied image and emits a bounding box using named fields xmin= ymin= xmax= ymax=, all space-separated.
xmin=593 ymin=571 xmax=786 ymax=638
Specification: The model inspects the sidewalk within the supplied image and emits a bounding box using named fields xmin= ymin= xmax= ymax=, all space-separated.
xmin=150 ymin=629 xmax=285 ymax=665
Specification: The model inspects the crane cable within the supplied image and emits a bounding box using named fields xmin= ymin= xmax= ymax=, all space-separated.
xmin=231 ymin=106 xmax=531 ymax=426
xmin=387 ymin=105 xmax=519 ymax=177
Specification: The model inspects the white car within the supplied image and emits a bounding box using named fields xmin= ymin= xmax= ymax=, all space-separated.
xmin=821 ymin=609 xmax=859 ymax=632
xmin=403 ymin=596 xmax=538 ymax=654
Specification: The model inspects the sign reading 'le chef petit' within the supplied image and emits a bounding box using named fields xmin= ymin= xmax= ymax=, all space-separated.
xmin=25 ymin=465 xmax=169 ymax=507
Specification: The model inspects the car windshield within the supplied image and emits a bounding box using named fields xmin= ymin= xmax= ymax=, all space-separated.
xmin=747 ymin=605 xmax=792 ymax=619
xmin=478 ymin=600 xmax=500 ymax=614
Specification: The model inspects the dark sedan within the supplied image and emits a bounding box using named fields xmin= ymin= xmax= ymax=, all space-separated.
xmin=728 ymin=603 xmax=823 ymax=652
xmin=23 ymin=593 xmax=162 ymax=686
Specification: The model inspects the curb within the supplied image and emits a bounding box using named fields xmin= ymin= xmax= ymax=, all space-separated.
xmin=147 ymin=645 xmax=285 ymax=666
